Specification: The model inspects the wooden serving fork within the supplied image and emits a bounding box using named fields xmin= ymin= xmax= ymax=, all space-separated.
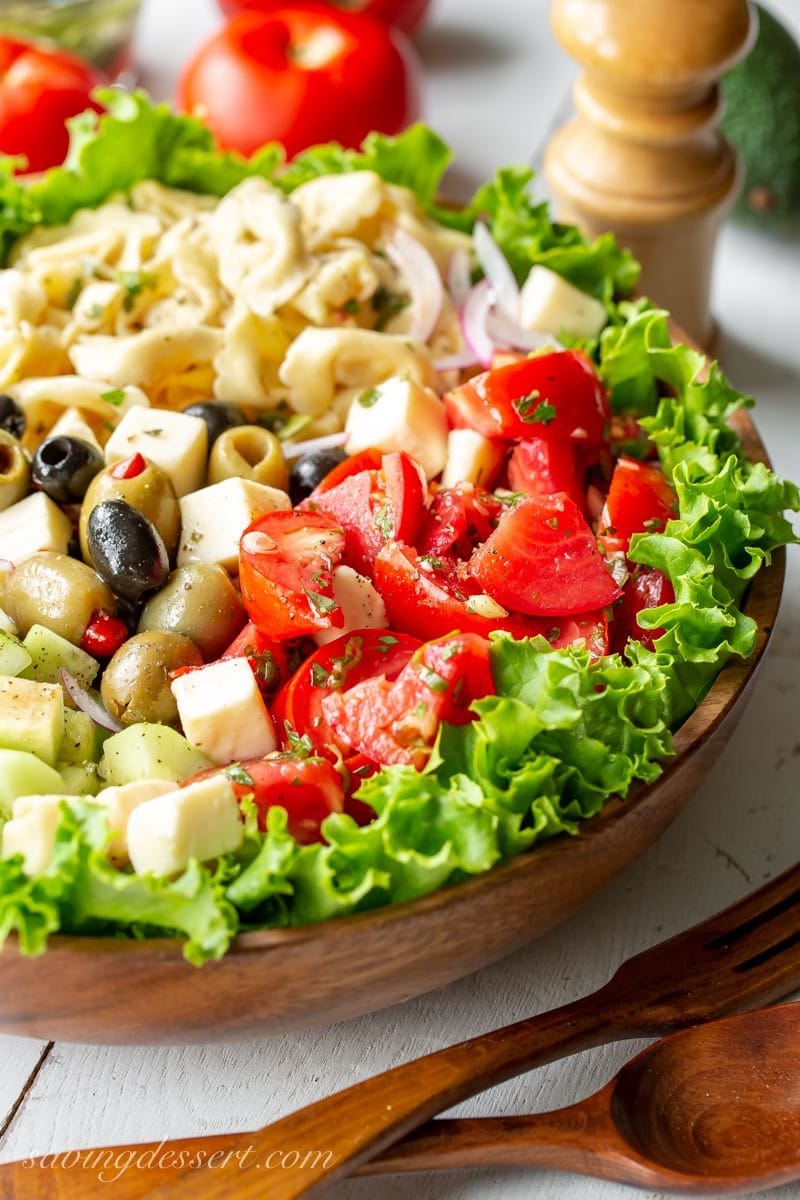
xmin=4 ymin=860 xmax=800 ymax=1199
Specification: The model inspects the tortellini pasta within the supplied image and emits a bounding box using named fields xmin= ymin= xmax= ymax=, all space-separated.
xmin=0 ymin=171 xmax=471 ymax=439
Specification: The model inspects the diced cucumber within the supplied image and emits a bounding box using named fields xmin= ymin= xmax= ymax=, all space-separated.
xmin=22 ymin=624 xmax=98 ymax=689
xmin=0 ymin=631 xmax=32 ymax=678
xmin=58 ymin=762 xmax=101 ymax=796
xmin=60 ymin=708 xmax=107 ymax=765
xmin=100 ymin=724 xmax=211 ymax=787
xmin=0 ymin=676 xmax=63 ymax=765
xmin=0 ymin=750 xmax=66 ymax=821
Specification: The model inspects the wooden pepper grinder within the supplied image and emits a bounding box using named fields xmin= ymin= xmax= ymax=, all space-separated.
xmin=544 ymin=0 xmax=756 ymax=348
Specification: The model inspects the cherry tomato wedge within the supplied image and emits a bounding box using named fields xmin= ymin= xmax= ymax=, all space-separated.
xmin=469 ymin=493 xmax=622 ymax=617
xmin=239 ymin=510 xmax=345 ymax=639
xmin=221 ymin=620 xmax=301 ymax=696
xmin=310 ymin=448 xmax=383 ymax=496
xmin=187 ymin=755 xmax=344 ymax=844
xmin=417 ymin=484 xmax=502 ymax=559
xmin=322 ymin=632 xmax=494 ymax=769
xmin=597 ymin=457 xmax=677 ymax=554
xmin=613 ymin=567 xmax=674 ymax=652
xmin=304 ymin=450 xmax=426 ymax=575
xmin=373 ymin=543 xmax=545 ymax=641
xmin=507 ymin=437 xmax=584 ymax=509
xmin=272 ymin=627 xmax=420 ymax=757
xmin=445 ymin=350 xmax=610 ymax=445
xmin=547 ymin=612 xmax=609 ymax=659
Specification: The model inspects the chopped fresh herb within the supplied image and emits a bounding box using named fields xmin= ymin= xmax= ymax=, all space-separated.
xmin=514 ymin=392 xmax=557 ymax=424
xmin=243 ymin=646 xmax=280 ymax=691
xmin=358 ymin=387 xmax=380 ymax=409
xmin=496 ymin=491 xmax=524 ymax=508
xmin=438 ymin=641 xmax=461 ymax=660
xmin=89 ymin=303 xmax=103 ymax=319
xmin=371 ymin=285 xmax=410 ymax=331
xmin=643 ymin=516 xmax=665 ymax=532
xmin=326 ymin=636 xmax=363 ymax=689
xmin=417 ymin=666 xmax=448 ymax=693
xmin=545 ymin=517 xmax=559 ymax=529
xmin=65 ymin=277 xmax=83 ymax=310
xmin=304 ymin=588 xmax=338 ymax=616
xmin=114 ymin=269 xmax=156 ymax=313
xmin=144 ymin=428 xmax=164 ymax=437
xmin=258 ymin=405 xmax=313 ymax=442
xmin=373 ymin=504 xmax=393 ymax=539
xmin=547 ymin=626 xmax=562 ymax=642
xmin=419 ymin=555 xmax=444 ymax=571
xmin=225 ymin=764 xmax=255 ymax=788
xmin=377 ymin=634 xmax=398 ymax=652
xmin=310 ymin=662 xmax=329 ymax=688
xmin=410 ymin=701 xmax=429 ymax=718
xmin=284 ymin=724 xmax=314 ymax=757
xmin=342 ymin=298 xmax=361 ymax=315
xmin=100 ymin=388 xmax=126 ymax=407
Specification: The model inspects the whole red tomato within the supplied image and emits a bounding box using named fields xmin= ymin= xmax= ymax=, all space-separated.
xmin=218 ymin=0 xmax=432 ymax=36
xmin=178 ymin=4 xmax=420 ymax=159
xmin=0 ymin=39 xmax=105 ymax=174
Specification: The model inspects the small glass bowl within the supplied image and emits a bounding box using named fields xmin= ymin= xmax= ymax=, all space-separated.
xmin=0 ymin=0 xmax=143 ymax=77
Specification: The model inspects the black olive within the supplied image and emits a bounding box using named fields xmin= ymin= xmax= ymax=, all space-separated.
xmin=0 ymin=394 xmax=25 ymax=440
xmin=289 ymin=447 xmax=348 ymax=505
xmin=32 ymin=436 xmax=104 ymax=503
xmin=183 ymin=401 xmax=246 ymax=447
xmin=86 ymin=499 xmax=169 ymax=602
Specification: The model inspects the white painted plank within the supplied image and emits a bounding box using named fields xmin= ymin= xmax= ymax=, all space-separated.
xmin=0 ymin=1039 xmax=49 ymax=1140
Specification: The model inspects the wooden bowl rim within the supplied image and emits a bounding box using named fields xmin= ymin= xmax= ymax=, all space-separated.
xmin=6 ymin=338 xmax=786 ymax=964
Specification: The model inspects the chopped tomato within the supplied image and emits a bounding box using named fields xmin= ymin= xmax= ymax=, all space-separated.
xmin=187 ymin=755 xmax=344 ymax=844
xmin=507 ymin=437 xmax=584 ymax=508
xmin=221 ymin=621 xmax=301 ymax=696
xmin=272 ymin=627 xmax=420 ymax=758
xmin=597 ymin=457 xmax=677 ymax=554
xmin=613 ymin=567 xmax=674 ymax=652
xmin=417 ymin=484 xmax=502 ymax=559
xmin=239 ymin=509 xmax=345 ymax=639
xmin=304 ymin=450 xmax=426 ymax=574
xmin=469 ymin=493 xmax=622 ymax=617
xmin=547 ymin=612 xmax=609 ymax=659
xmin=373 ymin=543 xmax=546 ymax=641
xmin=322 ymin=632 xmax=494 ymax=768
xmin=445 ymin=350 xmax=610 ymax=446
xmin=311 ymin=448 xmax=383 ymax=495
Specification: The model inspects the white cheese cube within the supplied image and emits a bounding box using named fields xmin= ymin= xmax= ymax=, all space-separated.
xmin=0 ymin=493 xmax=72 ymax=565
xmin=104 ymin=406 xmax=208 ymax=497
xmin=48 ymin=407 xmax=103 ymax=455
xmin=518 ymin=266 xmax=607 ymax=340
xmin=177 ymin=478 xmax=291 ymax=572
xmin=93 ymin=779 xmax=177 ymax=864
xmin=1 ymin=794 xmax=70 ymax=876
xmin=171 ymin=657 xmax=277 ymax=766
xmin=345 ymin=375 xmax=447 ymax=479
xmin=126 ymin=775 xmax=244 ymax=878
xmin=441 ymin=429 xmax=506 ymax=489
xmin=314 ymin=566 xmax=387 ymax=646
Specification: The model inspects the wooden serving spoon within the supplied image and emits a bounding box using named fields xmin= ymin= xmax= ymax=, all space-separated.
xmin=362 ymin=1001 xmax=800 ymax=1192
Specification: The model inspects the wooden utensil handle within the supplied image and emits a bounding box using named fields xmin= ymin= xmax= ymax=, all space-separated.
xmin=146 ymin=989 xmax=630 ymax=1200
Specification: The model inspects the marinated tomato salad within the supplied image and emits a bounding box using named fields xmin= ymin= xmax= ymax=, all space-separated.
xmin=0 ymin=94 xmax=796 ymax=963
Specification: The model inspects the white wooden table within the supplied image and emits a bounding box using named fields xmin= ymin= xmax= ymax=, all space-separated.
xmin=2 ymin=2 xmax=799 ymax=1198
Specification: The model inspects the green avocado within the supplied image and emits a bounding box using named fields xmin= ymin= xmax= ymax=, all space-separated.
xmin=722 ymin=4 xmax=800 ymax=226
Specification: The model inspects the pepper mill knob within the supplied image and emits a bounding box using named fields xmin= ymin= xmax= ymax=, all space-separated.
xmin=544 ymin=0 xmax=756 ymax=347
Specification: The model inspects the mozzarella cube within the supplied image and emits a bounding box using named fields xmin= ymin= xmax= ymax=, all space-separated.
xmin=441 ymin=429 xmax=505 ymax=489
xmin=93 ymin=779 xmax=177 ymax=865
xmin=314 ymin=566 xmax=387 ymax=646
xmin=104 ymin=406 xmax=208 ymax=497
xmin=345 ymin=375 xmax=447 ymax=479
xmin=177 ymin=478 xmax=291 ymax=572
xmin=1 ymin=794 xmax=72 ymax=876
xmin=127 ymin=775 xmax=244 ymax=878
xmin=0 ymin=493 xmax=72 ymax=565
xmin=48 ymin=407 xmax=103 ymax=455
xmin=171 ymin=657 xmax=277 ymax=766
xmin=519 ymin=266 xmax=607 ymax=340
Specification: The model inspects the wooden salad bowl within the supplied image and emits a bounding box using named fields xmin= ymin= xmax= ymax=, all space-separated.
xmin=0 ymin=402 xmax=783 ymax=1046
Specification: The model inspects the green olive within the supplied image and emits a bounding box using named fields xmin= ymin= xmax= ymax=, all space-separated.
xmin=100 ymin=632 xmax=202 ymax=727
xmin=138 ymin=563 xmax=246 ymax=660
xmin=0 ymin=431 xmax=30 ymax=512
xmin=79 ymin=458 xmax=181 ymax=562
xmin=4 ymin=552 xmax=116 ymax=643
xmin=208 ymin=425 xmax=288 ymax=491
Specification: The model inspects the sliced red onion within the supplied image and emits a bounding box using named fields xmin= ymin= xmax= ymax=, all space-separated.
xmin=0 ymin=558 xmax=14 ymax=573
xmin=60 ymin=668 xmax=123 ymax=733
xmin=474 ymin=221 xmax=519 ymax=319
xmin=384 ymin=226 xmax=444 ymax=344
xmin=434 ymin=349 xmax=479 ymax=373
xmin=447 ymin=247 xmax=472 ymax=308
xmin=460 ymin=281 xmax=495 ymax=368
xmin=486 ymin=309 xmax=563 ymax=352
xmin=282 ymin=431 xmax=349 ymax=461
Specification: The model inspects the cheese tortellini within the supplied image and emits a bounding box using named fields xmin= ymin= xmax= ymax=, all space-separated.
xmin=1 ymin=169 xmax=473 ymax=444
